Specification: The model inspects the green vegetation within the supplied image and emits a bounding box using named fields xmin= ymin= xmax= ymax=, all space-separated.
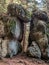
xmin=7 ymin=19 xmax=16 ymax=33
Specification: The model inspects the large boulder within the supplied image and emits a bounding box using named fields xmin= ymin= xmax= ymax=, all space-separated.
xmin=32 ymin=10 xmax=48 ymax=21
xmin=30 ymin=20 xmax=47 ymax=41
xmin=7 ymin=3 xmax=28 ymax=22
xmin=7 ymin=1 xmax=35 ymax=22
xmin=7 ymin=39 xmax=22 ymax=58
xmin=27 ymin=41 xmax=41 ymax=58
xmin=6 ymin=17 xmax=23 ymax=41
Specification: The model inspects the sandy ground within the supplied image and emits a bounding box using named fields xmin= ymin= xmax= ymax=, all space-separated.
xmin=0 ymin=54 xmax=49 ymax=65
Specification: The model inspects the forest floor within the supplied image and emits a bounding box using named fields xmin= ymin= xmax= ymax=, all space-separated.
xmin=0 ymin=54 xmax=49 ymax=65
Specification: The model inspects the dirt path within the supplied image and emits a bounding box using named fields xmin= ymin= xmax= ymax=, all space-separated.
xmin=0 ymin=55 xmax=49 ymax=65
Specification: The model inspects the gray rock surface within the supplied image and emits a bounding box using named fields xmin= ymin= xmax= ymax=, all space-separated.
xmin=7 ymin=17 xmax=22 ymax=41
xmin=8 ymin=40 xmax=21 ymax=58
xmin=45 ymin=44 xmax=49 ymax=58
xmin=27 ymin=41 xmax=41 ymax=58
xmin=11 ymin=18 xmax=21 ymax=39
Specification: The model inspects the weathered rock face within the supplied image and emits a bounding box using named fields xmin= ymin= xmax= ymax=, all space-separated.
xmin=30 ymin=31 xmax=48 ymax=57
xmin=7 ymin=3 xmax=31 ymax=22
xmin=20 ymin=0 xmax=47 ymax=21
xmin=20 ymin=0 xmax=48 ymax=21
xmin=37 ymin=34 xmax=48 ymax=57
xmin=7 ymin=17 xmax=23 ymax=41
xmin=20 ymin=0 xmax=35 ymax=21
xmin=7 ymin=0 xmax=40 ymax=22
xmin=30 ymin=20 xmax=47 ymax=41
xmin=29 ymin=13 xmax=49 ymax=58
xmin=0 ymin=13 xmax=23 ymax=58
xmin=7 ymin=3 xmax=18 ymax=16
xmin=46 ymin=44 xmax=49 ymax=58
xmin=0 ymin=20 xmax=5 ymax=37
xmin=7 ymin=3 xmax=31 ymax=53
xmin=1 ymin=38 xmax=9 ymax=58
xmin=0 ymin=38 xmax=9 ymax=58
xmin=32 ymin=10 xmax=48 ymax=21
xmin=27 ymin=41 xmax=41 ymax=58
xmin=7 ymin=39 xmax=22 ymax=58
xmin=46 ymin=23 xmax=49 ymax=42
xmin=36 ymin=20 xmax=47 ymax=33
xmin=0 ymin=1 xmax=49 ymax=60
